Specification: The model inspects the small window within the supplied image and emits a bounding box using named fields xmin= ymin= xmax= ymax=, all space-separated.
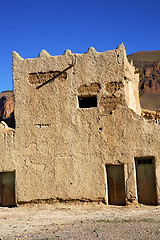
xmin=78 ymin=96 xmax=97 ymax=108
xmin=136 ymin=158 xmax=153 ymax=165
xmin=138 ymin=159 xmax=142 ymax=165
xmin=148 ymin=159 xmax=153 ymax=164
xmin=143 ymin=159 xmax=147 ymax=164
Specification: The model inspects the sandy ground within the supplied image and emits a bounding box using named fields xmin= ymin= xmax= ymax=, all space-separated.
xmin=0 ymin=202 xmax=160 ymax=239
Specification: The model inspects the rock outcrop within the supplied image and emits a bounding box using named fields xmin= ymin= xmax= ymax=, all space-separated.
xmin=128 ymin=51 xmax=160 ymax=110
xmin=0 ymin=91 xmax=15 ymax=128
xmin=128 ymin=51 xmax=160 ymax=95
xmin=138 ymin=61 xmax=160 ymax=95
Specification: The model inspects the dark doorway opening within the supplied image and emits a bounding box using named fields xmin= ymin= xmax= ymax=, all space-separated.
xmin=0 ymin=172 xmax=16 ymax=207
xmin=135 ymin=157 xmax=157 ymax=205
xmin=78 ymin=96 xmax=97 ymax=108
xmin=106 ymin=165 xmax=126 ymax=206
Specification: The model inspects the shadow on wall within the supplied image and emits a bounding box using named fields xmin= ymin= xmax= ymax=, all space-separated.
xmin=0 ymin=111 xmax=15 ymax=129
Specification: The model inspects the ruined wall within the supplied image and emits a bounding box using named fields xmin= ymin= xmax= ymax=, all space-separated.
xmin=124 ymin=57 xmax=141 ymax=115
xmin=141 ymin=108 xmax=160 ymax=121
xmin=1 ymin=44 xmax=159 ymax=205
xmin=0 ymin=122 xmax=16 ymax=173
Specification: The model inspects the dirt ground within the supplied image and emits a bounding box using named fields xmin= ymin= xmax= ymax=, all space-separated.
xmin=0 ymin=202 xmax=160 ymax=239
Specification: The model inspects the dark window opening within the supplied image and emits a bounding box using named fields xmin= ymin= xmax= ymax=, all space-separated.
xmin=138 ymin=159 xmax=142 ymax=165
xmin=78 ymin=96 xmax=97 ymax=108
xmin=137 ymin=158 xmax=153 ymax=165
xmin=143 ymin=159 xmax=147 ymax=164
xmin=148 ymin=159 xmax=153 ymax=164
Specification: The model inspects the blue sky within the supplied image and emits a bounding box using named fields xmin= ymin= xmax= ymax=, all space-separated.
xmin=0 ymin=0 xmax=160 ymax=93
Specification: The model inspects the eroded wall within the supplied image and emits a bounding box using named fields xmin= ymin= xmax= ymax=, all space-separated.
xmin=124 ymin=56 xmax=141 ymax=115
xmin=0 ymin=44 xmax=159 ymax=205
xmin=0 ymin=122 xmax=15 ymax=171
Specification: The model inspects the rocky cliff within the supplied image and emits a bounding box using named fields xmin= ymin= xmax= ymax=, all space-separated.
xmin=0 ymin=91 xmax=15 ymax=128
xmin=128 ymin=51 xmax=160 ymax=110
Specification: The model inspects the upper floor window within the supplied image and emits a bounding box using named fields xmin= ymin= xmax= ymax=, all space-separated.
xmin=78 ymin=95 xmax=97 ymax=108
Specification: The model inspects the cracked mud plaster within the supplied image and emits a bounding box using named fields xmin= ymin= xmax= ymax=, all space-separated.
xmin=99 ymin=95 xmax=122 ymax=114
xmin=125 ymin=163 xmax=137 ymax=203
xmin=28 ymin=71 xmax=67 ymax=85
xmin=105 ymin=81 xmax=124 ymax=95
xmin=36 ymin=124 xmax=51 ymax=128
xmin=78 ymin=83 xmax=101 ymax=96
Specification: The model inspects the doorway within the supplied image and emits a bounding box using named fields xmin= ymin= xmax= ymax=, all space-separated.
xmin=106 ymin=165 xmax=125 ymax=205
xmin=135 ymin=158 xmax=157 ymax=205
xmin=0 ymin=172 xmax=16 ymax=207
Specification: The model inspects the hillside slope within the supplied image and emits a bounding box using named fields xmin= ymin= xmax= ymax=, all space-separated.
xmin=128 ymin=51 xmax=160 ymax=110
xmin=0 ymin=91 xmax=15 ymax=128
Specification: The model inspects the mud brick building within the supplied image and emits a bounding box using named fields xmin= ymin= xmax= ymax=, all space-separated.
xmin=0 ymin=44 xmax=159 ymax=206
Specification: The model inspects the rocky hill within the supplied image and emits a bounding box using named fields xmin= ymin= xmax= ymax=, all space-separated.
xmin=0 ymin=91 xmax=15 ymax=128
xmin=127 ymin=51 xmax=160 ymax=110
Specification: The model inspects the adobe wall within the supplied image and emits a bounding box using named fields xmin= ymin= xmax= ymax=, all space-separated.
xmin=0 ymin=44 xmax=159 ymax=205
xmin=0 ymin=122 xmax=15 ymax=170
xmin=124 ymin=57 xmax=141 ymax=115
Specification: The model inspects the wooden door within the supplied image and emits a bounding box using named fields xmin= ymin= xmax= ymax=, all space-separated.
xmin=1 ymin=172 xmax=16 ymax=207
xmin=106 ymin=165 xmax=125 ymax=205
xmin=135 ymin=158 xmax=157 ymax=205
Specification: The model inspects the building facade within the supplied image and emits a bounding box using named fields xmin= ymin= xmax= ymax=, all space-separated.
xmin=0 ymin=44 xmax=160 ymax=206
